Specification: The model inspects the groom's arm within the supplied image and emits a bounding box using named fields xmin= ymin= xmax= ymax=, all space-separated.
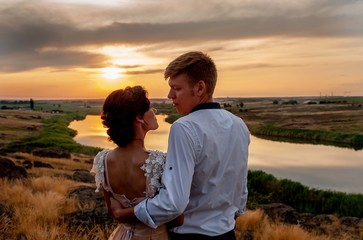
xmin=135 ymin=123 xmax=193 ymax=228
xmin=107 ymin=191 xmax=184 ymax=227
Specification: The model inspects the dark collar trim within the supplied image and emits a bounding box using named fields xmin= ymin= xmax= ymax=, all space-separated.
xmin=191 ymin=102 xmax=221 ymax=113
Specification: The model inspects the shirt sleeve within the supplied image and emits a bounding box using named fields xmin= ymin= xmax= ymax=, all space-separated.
xmin=135 ymin=122 xmax=197 ymax=227
xmin=236 ymin=133 xmax=249 ymax=218
xmin=236 ymin=175 xmax=248 ymax=218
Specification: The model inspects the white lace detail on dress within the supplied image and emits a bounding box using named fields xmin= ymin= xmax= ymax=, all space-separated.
xmin=141 ymin=150 xmax=166 ymax=197
xmin=90 ymin=149 xmax=110 ymax=193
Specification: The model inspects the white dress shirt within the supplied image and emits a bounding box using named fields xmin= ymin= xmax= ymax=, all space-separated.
xmin=135 ymin=103 xmax=250 ymax=236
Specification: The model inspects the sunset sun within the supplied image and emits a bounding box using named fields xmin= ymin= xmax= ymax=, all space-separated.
xmin=101 ymin=67 xmax=123 ymax=80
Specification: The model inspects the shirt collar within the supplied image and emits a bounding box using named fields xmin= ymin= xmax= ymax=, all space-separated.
xmin=191 ymin=102 xmax=221 ymax=113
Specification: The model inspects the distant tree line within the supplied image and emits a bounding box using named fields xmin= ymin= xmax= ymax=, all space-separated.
xmin=0 ymin=100 xmax=29 ymax=104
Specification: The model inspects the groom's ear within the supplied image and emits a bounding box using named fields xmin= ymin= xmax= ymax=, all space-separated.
xmin=196 ymin=80 xmax=206 ymax=97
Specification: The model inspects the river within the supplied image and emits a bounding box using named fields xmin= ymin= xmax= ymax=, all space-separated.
xmin=69 ymin=114 xmax=363 ymax=194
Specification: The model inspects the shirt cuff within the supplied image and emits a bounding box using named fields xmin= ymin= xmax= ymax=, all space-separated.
xmin=235 ymin=209 xmax=244 ymax=218
xmin=134 ymin=198 xmax=158 ymax=229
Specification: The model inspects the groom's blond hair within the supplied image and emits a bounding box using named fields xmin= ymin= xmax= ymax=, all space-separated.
xmin=164 ymin=51 xmax=217 ymax=97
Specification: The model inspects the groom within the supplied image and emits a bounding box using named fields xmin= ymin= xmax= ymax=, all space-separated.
xmin=136 ymin=51 xmax=250 ymax=239
xmin=114 ymin=51 xmax=250 ymax=239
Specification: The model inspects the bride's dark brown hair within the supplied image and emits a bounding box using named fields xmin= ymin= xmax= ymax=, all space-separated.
xmin=101 ymin=86 xmax=150 ymax=147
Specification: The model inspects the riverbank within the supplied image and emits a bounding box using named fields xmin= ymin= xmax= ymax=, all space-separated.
xmin=236 ymin=97 xmax=363 ymax=150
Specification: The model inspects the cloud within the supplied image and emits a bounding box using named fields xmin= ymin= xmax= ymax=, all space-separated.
xmin=1 ymin=0 xmax=363 ymax=73
xmin=0 ymin=50 xmax=108 ymax=72
xmin=2 ymin=1 xmax=363 ymax=49
xmin=232 ymin=63 xmax=302 ymax=70
xmin=125 ymin=69 xmax=163 ymax=75
xmin=114 ymin=65 xmax=142 ymax=69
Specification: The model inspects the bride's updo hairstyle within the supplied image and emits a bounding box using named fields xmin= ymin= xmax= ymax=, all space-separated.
xmin=101 ymin=86 xmax=150 ymax=147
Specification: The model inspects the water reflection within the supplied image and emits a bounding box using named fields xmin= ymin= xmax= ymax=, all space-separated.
xmin=69 ymin=115 xmax=363 ymax=194
xmin=249 ymin=136 xmax=363 ymax=193
xmin=69 ymin=114 xmax=169 ymax=152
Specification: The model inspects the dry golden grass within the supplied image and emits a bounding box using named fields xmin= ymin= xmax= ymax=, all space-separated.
xmin=2 ymin=176 xmax=360 ymax=240
xmin=235 ymin=210 xmax=329 ymax=240
xmin=0 ymin=176 xmax=84 ymax=239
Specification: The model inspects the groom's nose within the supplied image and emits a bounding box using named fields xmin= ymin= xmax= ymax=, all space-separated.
xmin=168 ymin=89 xmax=175 ymax=99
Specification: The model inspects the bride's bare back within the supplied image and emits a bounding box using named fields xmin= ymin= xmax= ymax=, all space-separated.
xmin=106 ymin=146 xmax=149 ymax=200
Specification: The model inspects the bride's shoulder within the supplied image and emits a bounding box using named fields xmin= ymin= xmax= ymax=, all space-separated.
xmin=90 ymin=149 xmax=112 ymax=192
xmin=90 ymin=149 xmax=110 ymax=185
xmin=148 ymin=150 xmax=166 ymax=161
xmin=92 ymin=149 xmax=109 ymax=165
xmin=95 ymin=149 xmax=110 ymax=159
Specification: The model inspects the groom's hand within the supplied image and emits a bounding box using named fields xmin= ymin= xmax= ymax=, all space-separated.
xmin=167 ymin=214 xmax=184 ymax=229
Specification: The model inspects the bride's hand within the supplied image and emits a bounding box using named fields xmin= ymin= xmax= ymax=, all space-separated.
xmin=110 ymin=196 xmax=123 ymax=215
xmin=109 ymin=197 xmax=138 ymax=223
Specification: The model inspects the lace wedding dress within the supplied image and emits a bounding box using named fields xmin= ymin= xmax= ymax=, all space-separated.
xmin=91 ymin=149 xmax=169 ymax=240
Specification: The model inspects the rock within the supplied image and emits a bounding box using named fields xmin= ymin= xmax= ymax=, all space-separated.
xmin=298 ymin=212 xmax=317 ymax=231
xmin=257 ymin=203 xmax=299 ymax=224
xmin=358 ymin=219 xmax=363 ymax=231
xmin=26 ymin=125 xmax=38 ymax=131
xmin=340 ymin=216 xmax=360 ymax=227
xmin=64 ymin=187 xmax=110 ymax=236
xmin=0 ymin=157 xmax=27 ymax=180
xmin=340 ymin=217 xmax=361 ymax=234
xmin=32 ymin=147 xmax=71 ymax=159
xmin=64 ymin=207 xmax=115 ymax=231
xmin=72 ymin=169 xmax=94 ymax=183
xmin=0 ymin=149 xmax=7 ymax=156
xmin=22 ymin=160 xmax=33 ymax=169
xmin=67 ymin=186 xmax=105 ymax=209
xmin=311 ymin=214 xmax=338 ymax=226
xmin=85 ymin=158 xmax=93 ymax=164
xmin=33 ymin=161 xmax=54 ymax=169
xmin=53 ymin=173 xmax=73 ymax=180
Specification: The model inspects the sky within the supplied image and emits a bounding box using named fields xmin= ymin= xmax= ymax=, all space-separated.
xmin=0 ymin=0 xmax=362 ymax=99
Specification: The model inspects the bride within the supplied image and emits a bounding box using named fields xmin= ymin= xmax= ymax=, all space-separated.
xmin=91 ymin=86 xmax=182 ymax=240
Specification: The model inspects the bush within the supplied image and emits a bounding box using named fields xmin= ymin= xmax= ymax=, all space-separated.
xmin=247 ymin=170 xmax=363 ymax=217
